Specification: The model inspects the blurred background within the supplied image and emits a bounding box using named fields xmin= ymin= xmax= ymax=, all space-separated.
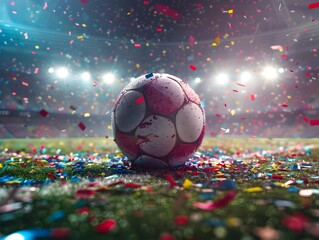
xmin=1 ymin=0 xmax=319 ymax=138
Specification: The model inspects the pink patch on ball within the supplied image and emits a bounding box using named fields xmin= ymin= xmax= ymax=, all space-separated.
xmin=168 ymin=143 xmax=198 ymax=167
xmin=115 ymin=131 xmax=139 ymax=160
xmin=179 ymin=81 xmax=201 ymax=104
xmin=144 ymin=77 xmax=185 ymax=115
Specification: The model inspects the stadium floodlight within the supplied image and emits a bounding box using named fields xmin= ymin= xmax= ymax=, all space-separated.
xmin=48 ymin=67 xmax=54 ymax=74
xmin=240 ymin=71 xmax=252 ymax=83
xmin=261 ymin=66 xmax=278 ymax=80
xmin=194 ymin=77 xmax=201 ymax=84
xmin=103 ymin=72 xmax=115 ymax=84
xmin=215 ymin=73 xmax=229 ymax=85
xmin=56 ymin=67 xmax=69 ymax=79
xmin=81 ymin=72 xmax=91 ymax=81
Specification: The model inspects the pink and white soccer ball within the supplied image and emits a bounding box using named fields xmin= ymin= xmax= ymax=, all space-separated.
xmin=112 ymin=73 xmax=205 ymax=168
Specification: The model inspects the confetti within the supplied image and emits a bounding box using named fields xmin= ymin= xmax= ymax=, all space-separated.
xmin=135 ymin=97 xmax=145 ymax=105
xmin=182 ymin=179 xmax=192 ymax=189
xmin=39 ymin=109 xmax=49 ymax=117
xmin=189 ymin=65 xmax=197 ymax=71
xmin=308 ymin=2 xmax=319 ymax=9
xmin=96 ymin=219 xmax=117 ymax=234
xmin=78 ymin=122 xmax=86 ymax=131
xmin=309 ymin=119 xmax=319 ymax=126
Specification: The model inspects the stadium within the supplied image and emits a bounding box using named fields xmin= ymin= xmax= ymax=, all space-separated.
xmin=1 ymin=0 xmax=319 ymax=239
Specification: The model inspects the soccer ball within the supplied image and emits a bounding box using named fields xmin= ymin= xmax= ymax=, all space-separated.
xmin=111 ymin=73 xmax=205 ymax=168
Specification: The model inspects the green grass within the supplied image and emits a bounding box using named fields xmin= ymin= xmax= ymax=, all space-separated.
xmin=0 ymin=137 xmax=319 ymax=240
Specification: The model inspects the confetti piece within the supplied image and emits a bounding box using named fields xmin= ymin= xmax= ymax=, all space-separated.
xmin=309 ymin=119 xmax=319 ymax=126
xmin=145 ymin=73 xmax=153 ymax=79
xmin=282 ymin=54 xmax=287 ymax=58
xmin=166 ymin=174 xmax=176 ymax=189
xmin=84 ymin=113 xmax=90 ymax=117
xmin=96 ymin=219 xmax=117 ymax=234
xmin=34 ymin=68 xmax=39 ymax=74
xmin=236 ymin=83 xmax=246 ymax=87
xmin=282 ymin=213 xmax=309 ymax=233
xmin=78 ymin=122 xmax=86 ymax=131
xmin=175 ymin=215 xmax=189 ymax=226
xmin=230 ymin=110 xmax=235 ymax=116
xmin=228 ymin=22 xmax=232 ymax=29
xmin=43 ymin=2 xmax=48 ymax=10
xmin=182 ymin=179 xmax=192 ymax=189
xmin=22 ymin=81 xmax=28 ymax=87
xmin=134 ymin=43 xmax=141 ymax=48
xmin=135 ymin=97 xmax=145 ymax=105
xmin=250 ymin=94 xmax=255 ymax=101
xmin=308 ymin=2 xmax=319 ymax=9
xmin=281 ymin=103 xmax=288 ymax=108
xmin=39 ymin=109 xmax=49 ymax=117
xmin=193 ymin=191 xmax=237 ymax=211
xmin=244 ymin=187 xmax=263 ymax=192
xmin=189 ymin=65 xmax=197 ymax=71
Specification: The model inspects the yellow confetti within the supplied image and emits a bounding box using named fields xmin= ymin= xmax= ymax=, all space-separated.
xmin=82 ymin=24 xmax=86 ymax=27
xmin=245 ymin=187 xmax=263 ymax=192
xmin=107 ymin=125 xmax=112 ymax=130
xmin=182 ymin=179 xmax=193 ymax=189
xmin=0 ymin=163 xmax=2 ymax=168
xmin=230 ymin=110 xmax=235 ymax=116
xmin=231 ymin=41 xmax=235 ymax=45
xmin=228 ymin=9 xmax=234 ymax=14
xmin=84 ymin=113 xmax=90 ymax=117
xmin=77 ymin=35 xmax=84 ymax=39
xmin=35 ymin=45 xmax=40 ymax=49
xmin=211 ymin=42 xmax=218 ymax=47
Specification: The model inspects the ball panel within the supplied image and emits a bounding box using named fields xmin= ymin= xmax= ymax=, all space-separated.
xmin=179 ymin=81 xmax=201 ymax=104
xmin=135 ymin=115 xmax=176 ymax=157
xmin=176 ymin=102 xmax=204 ymax=143
xmin=196 ymin=124 xmax=205 ymax=148
xmin=144 ymin=76 xmax=185 ymax=115
xmin=115 ymin=90 xmax=146 ymax=133
xmin=134 ymin=155 xmax=168 ymax=168
xmin=168 ymin=143 xmax=198 ymax=167
xmin=115 ymin=131 xmax=139 ymax=160
xmin=125 ymin=73 xmax=155 ymax=91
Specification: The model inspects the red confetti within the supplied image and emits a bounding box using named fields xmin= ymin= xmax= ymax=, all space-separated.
xmin=39 ymin=109 xmax=49 ymax=117
xmin=193 ymin=191 xmax=237 ymax=210
xmin=310 ymin=119 xmax=319 ymax=126
xmin=22 ymin=81 xmax=29 ymax=87
xmin=124 ymin=183 xmax=141 ymax=188
xmin=281 ymin=103 xmax=288 ymax=108
xmin=134 ymin=43 xmax=141 ymax=48
xmin=51 ymin=228 xmax=70 ymax=238
xmin=75 ymin=189 xmax=96 ymax=198
xmin=159 ymin=233 xmax=175 ymax=240
xmin=175 ymin=215 xmax=189 ymax=226
xmin=166 ymin=174 xmax=176 ymax=189
xmin=189 ymin=35 xmax=195 ymax=46
xmin=250 ymin=94 xmax=255 ymax=101
xmin=189 ymin=65 xmax=197 ymax=71
xmin=156 ymin=27 xmax=162 ymax=32
xmin=308 ymin=2 xmax=319 ymax=9
xmin=304 ymin=116 xmax=309 ymax=123
xmin=305 ymin=72 xmax=311 ymax=76
xmin=96 ymin=219 xmax=117 ymax=234
xmin=34 ymin=68 xmax=39 ymax=74
xmin=135 ymin=97 xmax=145 ymax=105
xmin=236 ymin=83 xmax=246 ymax=87
xmin=78 ymin=122 xmax=86 ymax=131
xmin=282 ymin=54 xmax=287 ymax=58
xmin=272 ymin=174 xmax=283 ymax=180
xmin=282 ymin=213 xmax=309 ymax=233
xmin=233 ymin=89 xmax=238 ymax=93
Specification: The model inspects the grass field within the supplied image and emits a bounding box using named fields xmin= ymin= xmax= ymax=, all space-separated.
xmin=0 ymin=137 xmax=319 ymax=240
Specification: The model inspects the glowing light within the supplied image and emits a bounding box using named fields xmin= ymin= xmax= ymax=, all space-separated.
xmin=215 ymin=73 xmax=229 ymax=85
xmin=194 ymin=77 xmax=201 ymax=83
xmin=56 ymin=67 xmax=69 ymax=79
xmin=5 ymin=233 xmax=25 ymax=240
xmin=48 ymin=67 xmax=54 ymax=74
xmin=81 ymin=72 xmax=91 ymax=81
xmin=278 ymin=68 xmax=285 ymax=73
xmin=262 ymin=66 xmax=278 ymax=80
xmin=103 ymin=73 xmax=115 ymax=84
xmin=240 ymin=71 xmax=252 ymax=83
